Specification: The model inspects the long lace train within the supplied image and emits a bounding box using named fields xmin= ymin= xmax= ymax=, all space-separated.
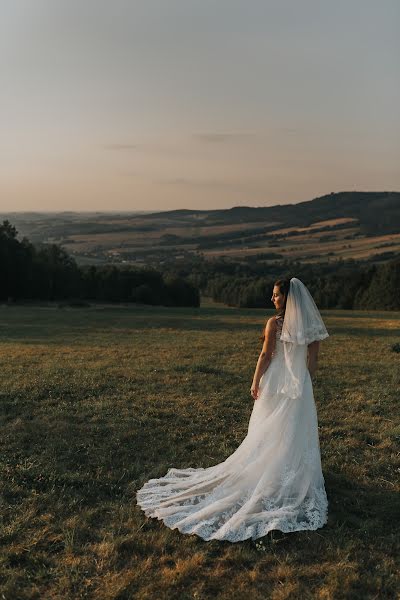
xmin=136 ymin=324 xmax=328 ymax=542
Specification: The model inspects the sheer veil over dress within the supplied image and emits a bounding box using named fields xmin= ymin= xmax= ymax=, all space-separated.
xmin=136 ymin=278 xmax=330 ymax=542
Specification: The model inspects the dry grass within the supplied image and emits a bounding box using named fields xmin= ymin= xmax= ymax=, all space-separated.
xmin=0 ymin=304 xmax=399 ymax=599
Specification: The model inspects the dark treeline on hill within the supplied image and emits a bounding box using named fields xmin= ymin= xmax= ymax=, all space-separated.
xmin=1 ymin=219 xmax=400 ymax=310
xmin=168 ymin=254 xmax=400 ymax=310
xmin=202 ymin=259 xmax=400 ymax=309
xmin=0 ymin=221 xmax=199 ymax=307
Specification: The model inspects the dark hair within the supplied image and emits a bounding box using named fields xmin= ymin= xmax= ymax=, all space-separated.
xmin=273 ymin=278 xmax=291 ymax=318
xmin=260 ymin=278 xmax=291 ymax=341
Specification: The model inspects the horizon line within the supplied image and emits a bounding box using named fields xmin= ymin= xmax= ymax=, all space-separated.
xmin=0 ymin=190 xmax=398 ymax=216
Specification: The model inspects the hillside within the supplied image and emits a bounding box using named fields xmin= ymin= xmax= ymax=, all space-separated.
xmin=2 ymin=191 xmax=399 ymax=266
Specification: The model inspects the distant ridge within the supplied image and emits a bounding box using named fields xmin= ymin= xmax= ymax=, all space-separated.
xmin=142 ymin=191 xmax=398 ymax=218
xmin=140 ymin=191 xmax=400 ymax=232
xmin=2 ymin=191 xmax=399 ymax=263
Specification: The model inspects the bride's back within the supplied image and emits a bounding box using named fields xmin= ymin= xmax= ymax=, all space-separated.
xmin=271 ymin=315 xmax=284 ymax=359
xmin=275 ymin=315 xmax=284 ymax=334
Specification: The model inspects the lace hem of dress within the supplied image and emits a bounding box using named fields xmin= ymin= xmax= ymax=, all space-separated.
xmin=136 ymin=475 xmax=328 ymax=543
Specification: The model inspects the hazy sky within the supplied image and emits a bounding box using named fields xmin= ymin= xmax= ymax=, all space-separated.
xmin=1 ymin=0 xmax=399 ymax=212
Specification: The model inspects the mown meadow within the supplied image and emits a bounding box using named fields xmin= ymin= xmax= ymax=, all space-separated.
xmin=0 ymin=302 xmax=399 ymax=599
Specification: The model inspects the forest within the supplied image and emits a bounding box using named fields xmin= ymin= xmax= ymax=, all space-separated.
xmin=1 ymin=219 xmax=399 ymax=310
xmin=0 ymin=221 xmax=199 ymax=307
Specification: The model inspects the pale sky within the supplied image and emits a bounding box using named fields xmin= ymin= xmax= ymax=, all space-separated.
xmin=1 ymin=0 xmax=399 ymax=212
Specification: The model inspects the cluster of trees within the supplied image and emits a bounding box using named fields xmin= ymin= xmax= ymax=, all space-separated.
xmin=80 ymin=266 xmax=199 ymax=306
xmin=152 ymin=250 xmax=400 ymax=310
xmin=203 ymin=258 xmax=400 ymax=310
xmin=0 ymin=221 xmax=199 ymax=307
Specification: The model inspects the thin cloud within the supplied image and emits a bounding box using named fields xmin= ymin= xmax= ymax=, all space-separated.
xmin=117 ymin=174 xmax=230 ymax=187
xmin=155 ymin=176 xmax=251 ymax=191
xmin=104 ymin=142 xmax=187 ymax=157
xmin=104 ymin=143 xmax=140 ymax=151
xmin=192 ymin=132 xmax=257 ymax=143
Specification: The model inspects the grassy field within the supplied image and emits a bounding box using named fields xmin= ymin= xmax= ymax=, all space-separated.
xmin=0 ymin=303 xmax=399 ymax=599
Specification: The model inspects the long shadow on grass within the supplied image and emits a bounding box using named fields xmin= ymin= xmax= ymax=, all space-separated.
xmin=323 ymin=470 xmax=399 ymax=533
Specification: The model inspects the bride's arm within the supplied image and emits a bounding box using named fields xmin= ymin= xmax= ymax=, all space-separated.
xmin=307 ymin=340 xmax=320 ymax=378
xmin=251 ymin=318 xmax=276 ymax=397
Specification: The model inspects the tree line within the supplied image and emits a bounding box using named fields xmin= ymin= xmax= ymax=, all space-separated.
xmin=0 ymin=221 xmax=199 ymax=307
xmin=164 ymin=252 xmax=400 ymax=310
xmin=1 ymin=219 xmax=399 ymax=310
xmin=201 ymin=258 xmax=400 ymax=310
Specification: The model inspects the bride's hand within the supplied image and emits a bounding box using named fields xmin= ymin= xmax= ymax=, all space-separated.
xmin=250 ymin=383 xmax=259 ymax=400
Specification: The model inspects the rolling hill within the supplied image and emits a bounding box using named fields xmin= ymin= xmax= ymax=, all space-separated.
xmin=2 ymin=191 xmax=399 ymax=266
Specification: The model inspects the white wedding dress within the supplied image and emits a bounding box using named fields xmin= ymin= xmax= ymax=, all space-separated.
xmin=136 ymin=316 xmax=329 ymax=542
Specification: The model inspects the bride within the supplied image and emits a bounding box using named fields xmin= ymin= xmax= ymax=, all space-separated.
xmin=136 ymin=277 xmax=329 ymax=542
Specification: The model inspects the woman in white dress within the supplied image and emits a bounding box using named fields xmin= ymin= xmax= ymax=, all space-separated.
xmin=136 ymin=277 xmax=329 ymax=542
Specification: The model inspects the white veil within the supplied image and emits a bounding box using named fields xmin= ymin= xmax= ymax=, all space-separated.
xmin=276 ymin=277 xmax=329 ymax=400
